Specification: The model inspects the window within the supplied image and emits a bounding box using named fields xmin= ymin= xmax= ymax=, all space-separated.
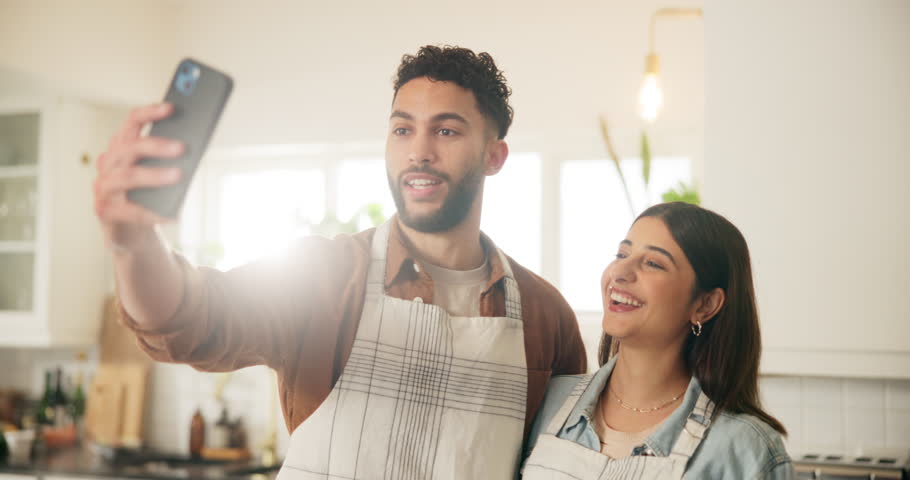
xmin=482 ymin=153 xmax=542 ymax=273
xmin=217 ymin=169 xmax=325 ymax=270
xmin=560 ymin=157 xmax=692 ymax=311
xmin=336 ymin=158 xmax=396 ymax=231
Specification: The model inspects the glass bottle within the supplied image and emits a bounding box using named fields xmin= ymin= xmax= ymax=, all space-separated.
xmin=52 ymin=368 xmax=68 ymax=428
xmin=69 ymin=371 xmax=86 ymax=441
xmin=36 ymin=370 xmax=54 ymax=426
xmin=189 ymin=408 xmax=205 ymax=458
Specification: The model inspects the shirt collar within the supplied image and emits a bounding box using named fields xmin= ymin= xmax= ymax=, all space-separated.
xmin=643 ymin=374 xmax=705 ymax=456
xmin=383 ymin=216 xmax=509 ymax=291
xmin=561 ymin=356 xmax=617 ymax=435
xmin=559 ymin=356 xmax=707 ymax=457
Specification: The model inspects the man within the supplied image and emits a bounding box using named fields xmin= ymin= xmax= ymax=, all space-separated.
xmin=94 ymin=45 xmax=586 ymax=479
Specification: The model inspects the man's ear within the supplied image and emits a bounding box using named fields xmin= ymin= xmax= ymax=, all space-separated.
xmin=484 ymin=140 xmax=508 ymax=176
xmin=693 ymin=287 xmax=725 ymax=326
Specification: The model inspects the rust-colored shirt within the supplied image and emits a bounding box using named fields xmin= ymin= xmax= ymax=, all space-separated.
xmin=119 ymin=220 xmax=587 ymax=435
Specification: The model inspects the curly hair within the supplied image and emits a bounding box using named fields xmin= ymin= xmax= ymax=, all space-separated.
xmin=393 ymin=45 xmax=513 ymax=140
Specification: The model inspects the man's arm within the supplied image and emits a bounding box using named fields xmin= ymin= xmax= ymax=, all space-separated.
xmin=553 ymin=298 xmax=588 ymax=375
xmin=118 ymin=236 xmax=367 ymax=372
xmin=93 ymin=103 xmax=187 ymax=330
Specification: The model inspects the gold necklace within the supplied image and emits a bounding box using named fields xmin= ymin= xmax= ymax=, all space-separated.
xmin=607 ymin=386 xmax=686 ymax=414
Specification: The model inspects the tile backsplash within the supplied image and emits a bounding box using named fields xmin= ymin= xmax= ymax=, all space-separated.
xmin=759 ymin=375 xmax=910 ymax=455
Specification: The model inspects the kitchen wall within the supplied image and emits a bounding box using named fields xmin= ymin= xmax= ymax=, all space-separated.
xmin=0 ymin=0 xmax=178 ymax=106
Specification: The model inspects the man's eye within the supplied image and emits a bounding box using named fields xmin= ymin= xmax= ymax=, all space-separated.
xmin=393 ymin=127 xmax=409 ymax=135
xmin=438 ymin=128 xmax=456 ymax=136
xmin=615 ymin=252 xmax=627 ymax=259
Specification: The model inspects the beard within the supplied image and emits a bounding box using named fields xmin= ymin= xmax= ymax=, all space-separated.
xmin=388 ymin=163 xmax=485 ymax=233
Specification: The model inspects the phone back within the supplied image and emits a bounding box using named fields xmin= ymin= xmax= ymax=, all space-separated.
xmin=127 ymin=58 xmax=233 ymax=218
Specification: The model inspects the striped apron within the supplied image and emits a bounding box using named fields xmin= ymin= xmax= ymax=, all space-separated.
xmin=523 ymin=375 xmax=715 ymax=480
xmin=276 ymin=220 xmax=528 ymax=479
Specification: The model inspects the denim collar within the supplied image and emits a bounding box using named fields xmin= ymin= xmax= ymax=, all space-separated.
xmin=558 ymin=356 xmax=708 ymax=457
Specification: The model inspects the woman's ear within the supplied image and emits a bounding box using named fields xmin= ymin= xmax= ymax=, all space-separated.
xmin=693 ymin=287 xmax=725 ymax=326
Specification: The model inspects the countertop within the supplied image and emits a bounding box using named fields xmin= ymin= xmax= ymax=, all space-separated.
xmin=0 ymin=446 xmax=280 ymax=480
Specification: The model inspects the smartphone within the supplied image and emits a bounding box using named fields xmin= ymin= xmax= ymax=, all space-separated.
xmin=127 ymin=58 xmax=233 ymax=218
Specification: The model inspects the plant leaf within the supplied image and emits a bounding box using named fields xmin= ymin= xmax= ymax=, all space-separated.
xmin=660 ymin=181 xmax=701 ymax=205
xmin=641 ymin=130 xmax=652 ymax=188
xmin=599 ymin=115 xmax=636 ymax=216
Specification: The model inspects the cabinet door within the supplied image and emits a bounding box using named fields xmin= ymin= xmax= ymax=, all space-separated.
xmin=0 ymin=96 xmax=123 ymax=346
xmin=0 ymin=111 xmax=39 ymax=313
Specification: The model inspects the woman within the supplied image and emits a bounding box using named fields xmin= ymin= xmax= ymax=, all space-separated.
xmin=522 ymin=203 xmax=794 ymax=479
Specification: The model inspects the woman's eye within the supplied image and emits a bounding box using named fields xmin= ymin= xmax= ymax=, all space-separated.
xmin=646 ymin=260 xmax=664 ymax=270
xmin=615 ymin=252 xmax=627 ymax=259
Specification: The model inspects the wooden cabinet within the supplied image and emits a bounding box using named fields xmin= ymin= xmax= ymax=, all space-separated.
xmin=0 ymin=95 xmax=124 ymax=346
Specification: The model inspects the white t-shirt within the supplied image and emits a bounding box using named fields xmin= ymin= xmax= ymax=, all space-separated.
xmin=593 ymin=406 xmax=661 ymax=459
xmin=420 ymin=257 xmax=490 ymax=317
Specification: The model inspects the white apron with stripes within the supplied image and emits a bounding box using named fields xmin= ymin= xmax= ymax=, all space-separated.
xmin=276 ymin=220 xmax=528 ymax=480
xmin=523 ymin=375 xmax=715 ymax=480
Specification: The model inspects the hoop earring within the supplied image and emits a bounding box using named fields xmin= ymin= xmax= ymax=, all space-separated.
xmin=691 ymin=321 xmax=702 ymax=336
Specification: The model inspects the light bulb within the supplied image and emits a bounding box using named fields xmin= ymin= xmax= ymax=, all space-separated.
xmin=638 ymin=73 xmax=663 ymax=123
xmin=638 ymin=53 xmax=663 ymax=123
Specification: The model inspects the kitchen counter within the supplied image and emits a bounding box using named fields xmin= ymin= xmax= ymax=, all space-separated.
xmin=0 ymin=446 xmax=280 ymax=480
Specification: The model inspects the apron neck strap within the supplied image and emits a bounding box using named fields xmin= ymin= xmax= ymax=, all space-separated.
xmin=497 ymin=249 xmax=522 ymax=321
xmin=366 ymin=220 xmax=392 ymax=295
xmin=667 ymin=391 xmax=715 ymax=462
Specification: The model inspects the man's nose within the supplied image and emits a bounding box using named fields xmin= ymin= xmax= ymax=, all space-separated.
xmin=408 ymin=134 xmax=437 ymax=164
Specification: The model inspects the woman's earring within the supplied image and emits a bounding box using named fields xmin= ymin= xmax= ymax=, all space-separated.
xmin=691 ymin=321 xmax=702 ymax=336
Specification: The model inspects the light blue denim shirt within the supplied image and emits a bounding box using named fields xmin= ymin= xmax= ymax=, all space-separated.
xmin=523 ymin=357 xmax=795 ymax=479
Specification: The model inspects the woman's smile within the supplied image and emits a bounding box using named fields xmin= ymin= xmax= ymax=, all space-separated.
xmin=607 ymin=286 xmax=645 ymax=312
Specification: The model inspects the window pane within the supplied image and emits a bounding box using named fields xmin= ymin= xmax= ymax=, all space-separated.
xmin=218 ymin=169 xmax=325 ymax=270
xmin=337 ymin=158 xmax=396 ymax=230
xmin=560 ymin=157 xmax=690 ymax=311
xmin=482 ymin=153 xmax=541 ymax=273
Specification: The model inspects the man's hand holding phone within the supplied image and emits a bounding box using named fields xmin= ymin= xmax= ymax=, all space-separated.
xmin=93 ymin=103 xmax=183 ymax=253
xmin=95 ymin=58 xmax=232 ymax=254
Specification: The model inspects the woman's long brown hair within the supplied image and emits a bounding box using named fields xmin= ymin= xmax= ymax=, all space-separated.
xmin=598 ymin=202 xmax=786 ymax=435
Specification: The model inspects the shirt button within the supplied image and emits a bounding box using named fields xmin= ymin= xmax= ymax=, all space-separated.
xmin=413 ymin=262 xmax=421 ymax=273
xmin=414 ymin=297 xmax=424 ymax=303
